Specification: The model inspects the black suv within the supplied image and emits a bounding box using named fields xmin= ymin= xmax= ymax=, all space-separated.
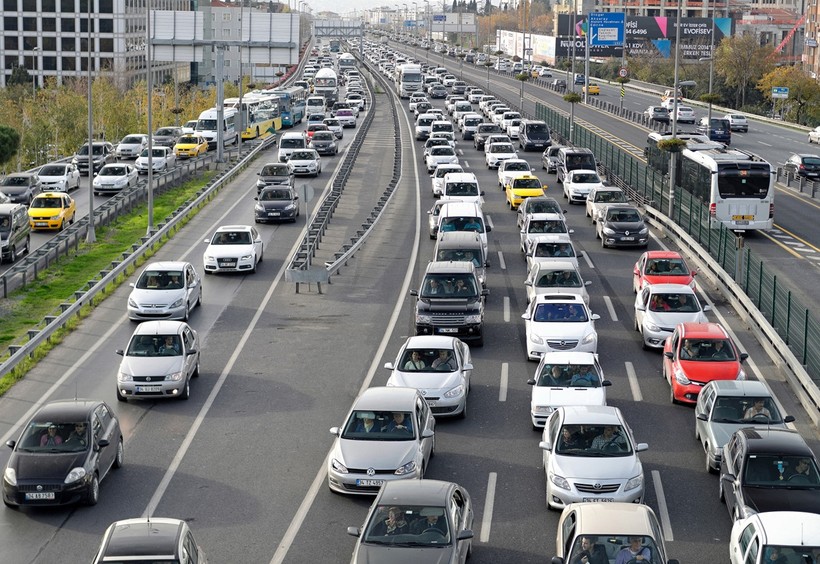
xmin=696 ymin=117 xmax=731 ymax=144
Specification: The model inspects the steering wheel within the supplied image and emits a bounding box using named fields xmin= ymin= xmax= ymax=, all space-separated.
xmin=750 ymin=414 xmax=771 ymax=423
xmin=423 ymin=527 xmax=446 ymax=537
xmin=787 ymin=474 xmax=810 ymax=483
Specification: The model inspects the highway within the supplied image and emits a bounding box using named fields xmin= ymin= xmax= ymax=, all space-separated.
xmin=0 ymin=49 xmax=818 ymax=564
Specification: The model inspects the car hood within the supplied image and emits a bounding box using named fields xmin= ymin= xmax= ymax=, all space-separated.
xmin=118 ymin=143 xmax=144 ymax=150
xmin=311 ymin=140 xmax=334 ymax=146
xmin=289 ymin=159 xmax=318 ymax=166
xmin=129 ymin=287 xmax=186 ymax=307
xmin=119 ymin=354 xmax=185 ymax=377
xmin=353 ymin=544 xmax=455 ymax=564
xmin=553 ymin=453 xmax=641 ymax=481
xmin=530 ymin=321 xmax=595 ymax=340
xmin=642 ymin=274 xmax=693 ymax=286
xmin=567 ymin=182 xmax=604 ymax=191
xmin=258 ymin=200 xmax=295 ymax=210
xmin=0 ymin=185 xmax=28 ymax=195
xmin=259 ymin=175 xmax=290 ymax=184
xmin=644 ymin=310 xmax=706 ymax=326
xmin=29 ymin=207 xmax=67 ymax=219
xmin=605 ymin=220 xmax=645 ymax=231
xmin=387 ymin=371 xmax=463 ymax=394
xmin=531 ymin=386 xmax=605 ymax=408
xmin=9 ymin=450 xmax=88 ymax=480
xmin=175 ymin=143 xmax=201 ymax=149
xmin=39 ymin=175 xmax=69 ymax=183
xmin=95 ymin=174 xmax=129 ymax=182
xmin=705 ymin=422 xmax=749 ymax=448
xmin=678 ymin=359 xmax=740 ymax=381
xmin=205 ymin=244 xmax=254 ymax=258
xmin=335 ymin=438 xmax=417 ymax=469
xmin=742 ymin=486 xmax=820 ymax=514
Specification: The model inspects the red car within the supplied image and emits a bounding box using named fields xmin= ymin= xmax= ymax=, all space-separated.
xmin=632 ymin=250 xmax=696 ymax=293
xmin=305 ymin=123 xmax=328 ymax=139
xmin=662 ymin=322 xmax=748 ymax=404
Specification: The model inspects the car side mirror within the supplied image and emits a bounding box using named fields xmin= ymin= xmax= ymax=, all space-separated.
xmin=696 ymin=412 xmax=708 ymax=421
xmin=347 ymin=526 xmax=361 ymax=538
xmin=635 ymin=442 xmax=649 ymax=452
xmin=410 ymin=289 xmax=418 ymax=297
xmin=784 ymin=415 xmax=795 ymax=423
xmin=129 ymin=282 xmax=135 ymax=288
xmin=584 ymin=281 xmax=592 ymax=286
xmin=664 ymin=352 xmax=673 ymax=359
xmin=551 ymin=558 xmax=565 ymax=564
xmin=463 ymin=362 xmax=474 ymax=371
xmin=422 ymin=429 xmax=435 ymax=438
xmin=538 ymin=440 xmax=552 ymax=452
xmin=457 ymin=530 xmax=474 ymax=541
xmin=739 ymin=353 xmax=749 ymax=361
xmin=486 ymin=225 xmax=492 ymax=232
xmin=481 ymin=289 xmax=490 ymax=296
xmin=667 ymin=560 xmax=681 ymax=564
xmin=527 ymin=378 xmax=536 ymax=386
xmin=254 ymin=197 xmax=259 ymax=201
xmin=115 ymin=349 xmax=124 ymax=356
xmin=204 ymin=238 xmax=210 ymax=244
xmin=329 ymin=427 xmax=340 ymax=436
xmin=186 ymin=349 xmax=197 ymax=356
xmin=97 ymin=439 xmax=110 ymax=448
xmin=480 ymin=190 xmax=485 ymax=196
xmin=7 ymin=440 xmax=16 ymax=449
xmin=636 ymin=304 xmax=646 ymax=312
xmin=591 ymin=314 xmax=600 ymax=321
xmin=524 ymin=280 xmax=532 ymax=287
xmin=384 ymin=362 xmax=394 ymax=370
xmin=602 ymin=380 xmax=612 ymax=387
xmin=703 ymin=305 xmax=712 ymax=311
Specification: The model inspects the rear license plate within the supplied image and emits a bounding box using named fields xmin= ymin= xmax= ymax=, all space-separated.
xmin=356 ymin=479 xmax=384 ymax=487
xmin=136 ymin=385 xmax=162 ymax=393
xmin=437 ymin=328 xmax=458 ymax=334
xmin=25 ymin=492 xmax=55 ymax=500
xmin=582 ymin=497 xmax=613 ymax=502
xmin=734 ymin=220 xmax=750 ymax=225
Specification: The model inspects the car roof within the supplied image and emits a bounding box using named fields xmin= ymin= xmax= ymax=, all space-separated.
xmin=565 ymin=502 xmax=661 ymax=536
xmin=559 ymin=405 xmax=622 ymax=424
xmin=677 ymin=322 xmax=728 ymax=339
xmin=100 ymin=518 xmax=184 ymax=558
xmin=742 ymin=512 xmax=820 ymax=545
xmin=377 ymin=479 xmax=458 ymax=506
xmin=705 ymin=380 xmax=771 ymax=396
xmin=30 ymin=399 xmax=104 ymax=421
xmin=735 ymin=428 xmax=814 ymax=455
xmin=536 ymin=293 xmax=586 ymax=304
xmin=353 ymin=386 xmax=420 ymax=411
xmin=403 ymin=335 xmax=460 ymax=349
xmin=142 ymin=261 xmax=190 ymax=271
xmin=645 ymin=283 xmax=697 ymax=294
xmin=133 ymin=320 xmax=189 ymax=336
xmin=529 ymin=234 xmax=573 ymax=244
xmin=425 ymin=260 xmax=475 ymax=275
xmin=214 ymin=224 xmax=254 ymax=232
xmin=539 ymin=351 xmax=597 ymax=365
xmin=642 ymin=250 xmax=683 ymax=260
xmin=532 ymin=260 xmax=580 ymax=273
xmin=528 ymin=213 xmax=564 ymax=221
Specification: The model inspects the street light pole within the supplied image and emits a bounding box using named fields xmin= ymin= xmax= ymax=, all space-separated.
xmin=30 ymin=46 xmax=40 ymax=97
xmin=668 ymin=0 xmax=682 ymax=218
xmin=570 ymin=0 xmax=577 ymax=94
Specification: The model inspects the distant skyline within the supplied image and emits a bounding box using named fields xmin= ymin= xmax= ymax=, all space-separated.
xmin=304 ymin=0 xmax=459 ymax=17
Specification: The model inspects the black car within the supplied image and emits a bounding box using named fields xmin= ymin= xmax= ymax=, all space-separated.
xmin=696 ymin=117 xmax=731 ymax=145
xmin=254 ymin=186 xmax=300 ymax=223
xmin=309 ymin=131 xmax=338 ymax=156
xmin=551 ymin=79 xmax=567 ymax=91
xmin=92 ymin=518 xmax=207 ymax=563
xmin=152 ymin=126 xmax=184 ymax=148
xmin=256 ymin=162 xmax=294 ymax=192
xmin=783 ymin=153 xmax=820 ymax=179
xmin=3 ymin=399 xmax=123 ymax=507
xmin=0 ymin=173 xmax=41 ymax=205
xmin=429 ymin=84 xmax=448 ymax=99
xmin=719 ymin=428 xmax=820 ymax=522
xmin=473 ymin=123 xmax=504 ymax=150
xmin=596 ymin=204 xmax=649 ymax=248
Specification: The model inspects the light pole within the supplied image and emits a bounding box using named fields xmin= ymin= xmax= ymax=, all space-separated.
xmin=424 ymin=0 xmax=430 ymax=46
xmin=413 ymin=2 xmax=418 ymax=56
xmin=30 ymin=46 xmax=40 ymax=97
xmin=570 ymin=0 xmax=578 ymax=94
xmin=85 ymin=0 xmax=95 ymax=244
xmin=700 ymin=55 xmax=715 ymax=124
xmin=668 ymin=0 xmax=682 ymax=218
xmin=403 ymin=3 xmax=408 ymax=38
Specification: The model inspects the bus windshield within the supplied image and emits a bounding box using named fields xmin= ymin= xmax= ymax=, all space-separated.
xmin=717 ymin=166 xmax=770 ymax=199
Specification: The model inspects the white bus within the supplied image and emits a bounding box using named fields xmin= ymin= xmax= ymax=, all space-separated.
xmin=679 ymin=148 xmax=774 ymax=231
xmin=196 ymin=107 xmax=239 ymax=149
xmin=223 ymin=95 xmax=281 ymax=139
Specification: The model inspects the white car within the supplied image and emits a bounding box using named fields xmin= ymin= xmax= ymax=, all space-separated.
xmin=335 ymin=109 xmax=357 ymax=127
xmin=430 ymin=163 xmax=464 ymax=197
xmin=522 ymin=294 xmax=600 ymax=361
xmin=724 ymin=113 xmax=748 ymax=133
xmin=633 ymin=283 xmax=710 ymax=349
xmin=525 ymin=260 xmax=590 ymax=305
xmin=134 ymin=147 xmax=177 ymax=174
xmin=507 ymin=119 xmax=522 ymax=139
xmin=485 ymin=142 xmax=518 ymax=169
xmin=92 ymin=164 xmax=138 ymax=195
xmin=562 ymin=169 xmax=604 ymax=204
xmin=114 ymin=134 xmax=148 ymax=159
xmin=497 ymin=159 xmax=532 ymax=188
xmin=322 ymin=118 xmax=344 ymax=139
xmin=442 ymin=75 xmax=457 ymax=87
xmin=729 ymin=512 xmax=820 ymax=564
xmin=429 ymin=131 xmax=456 ymax=149
xmin=501 ymin=111 xmax=521 ymax=130
xmin=425 ymin=146 xmax=459 ymax=174
xmin=524 ymin=235 xmax=581 ymax=272
xmin=384 ymin=335 xmax=473 ymax=419
xmin=675 ymin=106 xmax=696 ymax=124
xmin=585 ymin=186 xmax=627 ymax=223
xmin=408 ymin=95 xmax=429 ymax=113
xmin=38 ymin=163 xmax=81 ymax=192
xmin=538 ymin=406 xmax=647 ymax=509
xmin=519 ymin=213 xmax=574 ymax=254
xmin=527 ymin=352 xmax=610 ymax=428
xmin=809 ymin=125 xmax=820 ymax=144
xmin=127 ymin=261 xmax=202 ymax=321
xmin=287 ymin=149 xmax=322 ymax=177
xmin=202 ymin=225 xmax=263 ymax=274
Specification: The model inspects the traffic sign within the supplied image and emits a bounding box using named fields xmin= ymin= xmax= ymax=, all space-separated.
xmin=618 ymin=67 xmax=628 ymax=78
xmin=588 ymin=12 xmax=625 ymax=47
xmin=772 ymin=86 xmax=789 ymax=99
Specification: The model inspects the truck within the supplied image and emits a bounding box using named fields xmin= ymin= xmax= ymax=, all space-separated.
xmin=338 ymin=53 xmax=356 ymax=74
xmin=312 ymin=68 xmax=339 ymax=104
xmin=397 ymin=63 xmax=423 ymax=98
xmin=329 ymin=39 xmax=340 ymax=52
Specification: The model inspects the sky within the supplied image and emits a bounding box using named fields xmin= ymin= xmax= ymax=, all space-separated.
xmin=304 ymin=0 xmax=458 ymax=18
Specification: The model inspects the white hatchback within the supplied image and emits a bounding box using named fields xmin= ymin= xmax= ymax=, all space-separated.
xmin=634 ymin=283 xmax=710 ymax=349
xmin=522 ymin=294 xmax=600 ymax=361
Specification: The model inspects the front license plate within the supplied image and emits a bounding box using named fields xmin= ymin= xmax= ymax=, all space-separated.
xmin=136 ymin=385 xmax=162 ymax=393
xmin=582 ymin=497 xmax=614 ymax=502
xmin=268 ymin=212 xmax=280 ymax=216
xmin=732 ymin=215 xmax=754 ymax=221
xmin=621 ymin=237 xmax=635 ymax=241
xmin=356 ymin=479 xmax=384 ymax=487
xmin=35 ymin=222 xmax=48 ymax=227
xmin=437 ymin=328 xmax=458 ymax=334
xmin=25 ymin=492 xmax=55 ymax=500
xmin=219 ymin=262 xmax=236 ymax=268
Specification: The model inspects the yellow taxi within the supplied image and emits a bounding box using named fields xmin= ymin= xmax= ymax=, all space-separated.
xmin=504 ymin=173 xmax=545 ymax=209
xmin=28 ymin=192 xmax=76 ymax=230
xmin=583 ymin=83 xmax=601 ymax=95
xmin=173 ymin=134 xmax=208 ymax=159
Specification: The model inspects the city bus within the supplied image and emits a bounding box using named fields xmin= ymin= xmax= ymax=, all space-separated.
xmin=266 ymin=86 xmax=307 ymax=128
xmin=679 ymin=148 xmax=774 ymax=231
xmin=223 ymin=95 xmax=282 ymax=140
xmin=645 ymin=131 xmax=724 ymax=184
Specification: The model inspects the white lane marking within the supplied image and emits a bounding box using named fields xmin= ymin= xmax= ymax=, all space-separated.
xmin=485 ymin=214 xmax=494 ymax=230
xmin=503 ymin=296 xmax=510 ymax=322
xmin=480 ymin=472 xmax=498 ymax=543
xmin=652 ymin=470 xmax=674 ymax=541
xmin=603 ymin=295 xmax=619 ymax=322
xmin=499 ymin=363 xmax=509 ymax=402
xmin=758 ymin=141 xmax=772 ymax=147
xmin=497 ymin=250 xmax=506 ymax=270
xmin=625 ymin=361 xmax=643 ymax=402
xmin=270 ymin=87 xmax=423 ymax=564
xmin=458 ymin=149 xmax=464 ymax=156
xmin=582 ymin=248 xmax=595 ymax=269
xmin=464 ymin=161 xmax=471 ymax=168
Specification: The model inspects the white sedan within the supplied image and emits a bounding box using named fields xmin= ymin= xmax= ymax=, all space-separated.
xmin=425 ymin=146 xmax=459 ymax=174
xmin=497 ymin=159 xmax=531 ymax=188
xmin=92 ymin=164 xmax=138 ymax=195
xmin=202 ymin=225 xmax=263 ymax=274
xmin=134 ymin=147 xmax=177 ymax=174
xmin=485 ymin=142 xmax=518 ymax=169
xmin=522 ymin=294 xmax=599 ymax=361
xmin=408 ymin=95 xmax=430 ymax=113
xmin=634 ymin=283 xmax=710 ymax=349
xmin=809 ymin=125 xmax=820 ymax=144
xmin=562 ymin=169 xmax=604 ymax=204
xmin=38 ymin=163 xmax=81 ymax=192
xmin=287 ymin=149 xmax=322 ymax=177
xmin=431 ymin=163 xmax=464 ymax=197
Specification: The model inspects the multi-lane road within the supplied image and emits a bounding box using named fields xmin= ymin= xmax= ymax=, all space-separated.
xmin=0 ymin=48 xmax=818 ymax=564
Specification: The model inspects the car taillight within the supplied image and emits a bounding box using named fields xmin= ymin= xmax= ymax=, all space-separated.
xmin=799 ymin=164 xmax=806 ymax=170
xmin=769 ymin=204 xmax=774 ymax=219
xmin=709 ymin=203 xmax=716 ymax=217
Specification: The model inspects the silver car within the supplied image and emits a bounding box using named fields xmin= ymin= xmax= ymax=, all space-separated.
xmin=384 ymin=336 xmax=473 ymax=419
xmin=127 ymin=261 xmax=202 ymax=321
xmin=116 ymin=320 xmax=200 ymax=401
xmin=327 ymin=387 xmax=436 ymax=495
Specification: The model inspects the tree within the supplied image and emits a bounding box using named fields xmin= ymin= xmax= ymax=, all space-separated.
xmin=757 ymin=66 xmax=820 ymax=125
xmin=0 ymin=125 xmax=21 ymax=167
xmin=7 ymin=65 xmax=30 ymax=87
xmin=482 ymin=0 xmax=492 ymax=13
xmin=715 ymin=34 xmax=774 ymax=108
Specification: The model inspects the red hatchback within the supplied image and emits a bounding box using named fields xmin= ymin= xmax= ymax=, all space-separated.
xmin=632 ymin=250 xmax=697 ymax=293
xmin=662 ymin=322 xmax=748 ymax=404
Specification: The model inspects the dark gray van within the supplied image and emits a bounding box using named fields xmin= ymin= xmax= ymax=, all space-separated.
xmin=557 ymin=147 xmax=597 ymax=183
xmin=434 ymin=231 xmax=488 ymax=288
xmin=518 ymin=120 xmax=552 ymax=151
xmin=0 ymin=203 xmax=31 ymax=263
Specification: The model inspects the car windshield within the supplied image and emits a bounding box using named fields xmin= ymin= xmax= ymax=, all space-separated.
xmin=489 ymin=144 xmax=514 ymax=154
xmin=571 ymin=173 xmax=601 ymax=184
xmin=535 ymin=268 xmax=581 ymax=287
xmin=290 ymin=151 xmax=315 ymax=160
xmin=127 ymin=334 xmax=182 ymax=357
xmin=363 ymin=505 xmax=452 ymax=546
xmin=446 ymin=183 xmax=478 ymax=196
xmin=1 ymin=176 xmax=29 ymax=186
xmin=679 ymin=339 xmax=736 ymax=361
xmin=136 ymin=270 xmax=183 ymax=289
xmin=342 ymin=411 xmax=415 ymax=440
xmin=527 ymin=220 xmax=568 ymax=234
xmin=39 ymin=165 xmax=67 ymax=176
xmin=100 ymin=167 xmax=126 ymax=176
xmin=281 ymin=139 xmax=305 ymax=149
xmin=211 ymin=231 xmax=251 ymax=245
xmin=400 ymin=349 xmax=457 ymax=372
xmin=744 ymin=455 xmax=820 ymax=486
xmin=121 ymin=136 xmax=144 ymax=144
xmin=420 ymin=274 xmax=478 ymax=298
xmin=139 ymin=148 xmax=168 ymax=158
xmin=648 ymin=293 xmax=700 ymax=313
xmin=30 ymin=197 xmax=63 ymax=209
xmin=506 ymin=162 xmax=530 ymax=172
xmin=569 ymin=536 xmax=658 ymax=564
xmin=178 ymin=137 xmax=199 ymax=144
xmin=435 ymin=167 xmax=461 ymax=178
xmin=430 ymin=147 xmax=454 ymax=156
xmin=607 ymin=209 xmax=641 ymax=223
xmin=436 ymin=249 xmax=482 ymax=267
xmin=556 ymin=425 xmax=632 ymax=456
xmin=710 ymin=397 xmax=784 ymax=424
xmin=439 ymin=216 xmax=484 ymax=234
xmin=525 ymin=200 xmax=561 ymax=214
xmin=513 ymin=179 xmax=541 ymax=189
xmin=645 ymin=258 xmax=689 ymax=276
xmin=533 ymin=303 xmax=588 ymax=322
xmin=17 ymin=420 xmax=90 ymax=453
xmin=155 ymin=128 xmax=176 ymax=136
xmin=324 ymin=120 xmax=340 ymax=127
xmin=594 ymin=191 xmax=626 ymax=203
xmin=536 ymin=363 xmax=601 ymax=387
xmin=261 ymin=165 xmax=289 ymax=177
xmin=260 ymin=189 xmax=293 ymax=201
xmin=313 ymin=132 xmax=334 ymax=141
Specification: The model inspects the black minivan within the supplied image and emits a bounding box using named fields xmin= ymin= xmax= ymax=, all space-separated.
xmin=518 ymin=120 xmax=552 ymax=151
xmin=697 ymin=117 xmax=731 ymax=145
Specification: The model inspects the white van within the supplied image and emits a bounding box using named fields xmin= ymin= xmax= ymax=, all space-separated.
xmin=278 ymin=132 xmax=308 ymax=162
xmin=441 ymin=172 xmax=484 ymax=206
xmin=196 ymin=107 xmax=239 ymax=149
xmin=436 ymin=201 xmax=492 ymax=259
xmin=305 ymin=96 xmax=326 ymax=117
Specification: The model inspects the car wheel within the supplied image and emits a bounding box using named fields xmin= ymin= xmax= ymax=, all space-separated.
xmin=197 ymin=290 xmax=202 ymax=307
xmin=179 ymin=377 xmax=190 ymax=400
xmin=193 ymin=358 xmax=200 ymax=378
xmin=9 ymin=246 xmax=17 ymax=263
xmin=601 ymin=235 xmax=606 ymax=248
xmin=183 ymin=302 xmax=189 ymax=322
xmin=258 ymin=248 xmax=263 ymax=263
xmin=70 ymin=212 xmax=75 ymax=225
xmin=458 ymin=401 xmax=467 ymax=420
xmin=85 ymin=474 xmax=100 ymax=506
xmin=670 ymin=383 xmax=678 ymax=404
xmin=113 ymin=437 xmax=124 ymax=469
xmin=705 ymin=448 xmax=717 ymax=475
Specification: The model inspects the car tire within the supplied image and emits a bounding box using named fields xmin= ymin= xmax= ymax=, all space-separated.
xmin=193 ymin=358 xmax=200 ymax=378
xmin=705 ymin=449 xmax=717 ymax=475
xmin=458 ymin=401 xmax=467 ymax=420
xmin=670 ymin=383 xmax=678 ymax=404
xmin=113 ymin=437 xmax=124 ymax=469
xmin=179 ymin=378 xmax=190 ymax=400
xmin=85 ymin=474 xmax=100 ymax=506
xmin=183 ymin=302 xmax=189 ymax=322
xmin=601 ymin=235 xmax=606 ymax=248
xmin=9 ymin=245 xmax=17 ymax=263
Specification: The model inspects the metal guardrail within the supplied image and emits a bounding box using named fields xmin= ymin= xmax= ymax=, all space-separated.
xmin=0 ymin=137 xmax=275 ymax=377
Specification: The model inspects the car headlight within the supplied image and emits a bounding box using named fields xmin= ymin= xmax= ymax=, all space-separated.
xmin=416 ymin=313 xmax=433 ymax=324
xmin=330 ymin=458 xmax=348 ymax=474
xmin=673 ymin=367 xmax=690 ymax=385
xmin=170 ymin=298 xmax=183 ymax=309
xmin=624 ymin=474 xmax=643 ymax=492
xmin=168 ymin=371 xmax=184 ymax=381
xmin=4 ymin=467 xmax=17 ymax=486
xmin=394 ymin=460 xmax=417 ymax=476
xmin=602 ymin=227 xmax=616 ymax=235
xmin=529 ymin=333 xmax=544 ymax=345
xmin=549 ymin=472 xmax=570 ymax=490
xmin=240 ymin=254 xmax=253 ymax=261
xmin=443 ymin=385 xmax=465 ymax=398
xmin=284 ymin=203 xmax=296 ymax=211
xmin=736 ymin=367 xmax=746 ymax=380
xmin=581 ymin=332 xmax=597 ymax=345
xmin=534 ymin=405 xmax=554 ymax=414
xmin=64 ymin=467 xmax=87 ymax=484
xmin=639 ymin=227 xmax=649 ymax=235
xmin=464 ymin=314 xmax=482 ymax=324
xmin=118 ymin=372 xmax=132 ymax=382
xmin=645 ymin=321 xmax=660 ymax=332
xmin=255 ymin=204 xmax=265 ymax=212
xmin=204 ymin=255 xmax=215 ymax=263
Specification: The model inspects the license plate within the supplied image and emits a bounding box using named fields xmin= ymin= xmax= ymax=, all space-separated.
xmin=136 ymin=385 xmax=162 ymax=392
xmin=25 ymin=492 xmax=55 ymax=500
xmin=437 ymin=328 xmax=458 ymax=334
xmin=356 ymin=479 xmax=384 ymax=487
xmin=268 ymin=212 xmax=280 ymax=216
xmin=35 ymin=222 xmax=48 ymax=227
xmin=621 ymin=236 xmax=635 ymax=241
xmin=732 ymin=215 xmax=754 ymax=221
xmin=582 ymin=497 xmax=614 ymax=502
xmin=219 ymin=262 xmax=236 ymax=267
xmin=734 ymin=220 xmax=750 ymax=225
